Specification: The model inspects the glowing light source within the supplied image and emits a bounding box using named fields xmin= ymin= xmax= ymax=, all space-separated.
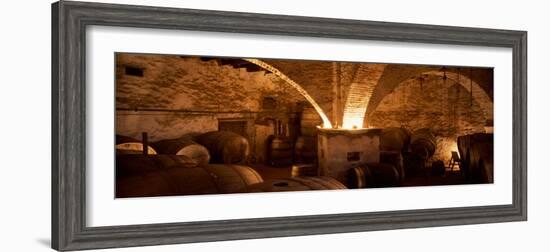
xmin=341 ymin=65 xmax=385 ymax=130
xmin=244 ymin=58 xmax=333 ymax=128
xmin=342 ymin=111 xmax=366 ymax=130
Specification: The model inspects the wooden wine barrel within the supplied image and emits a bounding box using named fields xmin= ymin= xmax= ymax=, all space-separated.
xmin=116 ymin=134 xmax=157 ymax=155
xmin=380 ymin=151 xmax=405 ymax=182
xmin=410 ymin=128 xmax=436 ymax=160
xmin=267 ymin=137 xmax=293 ymax=167
xmin=153 ymin=155 xmax=200 ymax=169
xmin=116 ymin=164 xmax=264 ymax=198
xmin=402 ymin=152 xmax=425 ymax=177
xmin=196 ymin=131 xmax=250 ymax=164
xmin=116 ymin=154 xmax=199 ymax=178
xmin=294 ymin=135 xmax=317 ymax=163
xmin=478 ymin=156 xmax=494 ymax=184
xmin=457 ymin=133 xmax=493 ymax=182
xmin=247 ymin=176 xmax=347 ymax=192
xmin=366 ymin=163 xmax=400 ymax=187
xmin=349 ymin=166 xmax=368 ymax=189
xmin=116 ymin=166 xmax=218 ymax=198
xmin=291 ymin=164 xmax=318 ymax=177
xmin=152 ymin=137 xmax=210 ymax=166
xmin=300 ymin=107 xmax=322 ymax=136
xmin=348 ymin=163 xmax=400 ymax=189
xmin=431 ymin=160 xmax=446 ymax=176
xmin=202 ymin=164 xmax=264 ymax=193
xmin=457 ymin=135 xmax=472 ymax=175
xmin=380 ymin=127 xmax=410 ymax=153
xmin=116 ymin=155 xmax=159 ymax=178
xmin=468 ymin=134 xmax=493 ymax=183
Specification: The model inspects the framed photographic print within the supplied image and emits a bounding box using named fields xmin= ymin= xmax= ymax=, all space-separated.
xmin=52 ymin=1 xmax=527 ymax=251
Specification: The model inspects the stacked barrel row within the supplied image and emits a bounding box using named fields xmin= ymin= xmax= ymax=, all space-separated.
xmin=347 ymin=129 xmax=493 ymax=189
xmin=115 ymin=130 xmax=347 ymax=197
xmin=347 ymin=127 xmax=437 ymax=189
xmin=264 ymin=107 xmax=320 ymax=167
xmin=116 ymin=131 xmax=250 ymax=166
xmin=116 ymin=155 xmax=264 ymax=197
xmin=115 ymin=131 xmax=254 ymax=197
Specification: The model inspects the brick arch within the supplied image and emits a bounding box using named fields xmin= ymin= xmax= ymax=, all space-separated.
xmin=420 ymin=71 xmax=493 ymax=121
xmin=341 ymin=64 xmax=387 ymax=129
xmin=365 ymin=68 xmax=493 ymax=127
xmin=243 ymin=58 xmax=333 ymax=128
xmin=368 ymin=77 xmax=488 ymax=162
xmin=364 ymin=65 xmax=435 ymax=126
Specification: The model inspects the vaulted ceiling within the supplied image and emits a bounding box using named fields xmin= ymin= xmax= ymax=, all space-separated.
xmin=194 ymin=56 xmax=493 ymax=128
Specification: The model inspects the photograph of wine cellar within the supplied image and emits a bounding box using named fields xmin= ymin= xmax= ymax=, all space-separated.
xmin=115 ymin=52 xmax=494 ymax=198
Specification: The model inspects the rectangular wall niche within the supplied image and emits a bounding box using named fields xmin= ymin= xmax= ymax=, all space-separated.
xmin=124 ymin=66 xmax=144 ymax=77
xmin=347 ymin=152 xmax=361 ymax=161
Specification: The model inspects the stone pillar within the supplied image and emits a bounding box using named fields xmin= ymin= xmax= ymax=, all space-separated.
xmin=317 ymin=128 xmax=381 ymax=186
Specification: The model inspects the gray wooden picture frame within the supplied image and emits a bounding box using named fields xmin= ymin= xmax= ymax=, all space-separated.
xmin=51 ymin=1 xmax=527 ymax=251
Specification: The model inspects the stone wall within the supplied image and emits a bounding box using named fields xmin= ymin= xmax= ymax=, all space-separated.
xmin=116 ymin=54 xmax=308 ymax=113
xmin=116 ymin=54 xmax=312 ymax=162
xmin=369 ymin=75 xmax=489 ymax=162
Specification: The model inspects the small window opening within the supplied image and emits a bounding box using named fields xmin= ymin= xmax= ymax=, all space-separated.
xmin=125 ymin=66 xmax=144 ymax=77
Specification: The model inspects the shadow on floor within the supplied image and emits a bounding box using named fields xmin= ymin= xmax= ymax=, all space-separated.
xmin=36 ymin=238 xmax=50 ymax=248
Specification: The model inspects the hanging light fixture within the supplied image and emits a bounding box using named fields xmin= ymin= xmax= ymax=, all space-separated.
xmin=454 ymin=68 xmax=460 ymax=135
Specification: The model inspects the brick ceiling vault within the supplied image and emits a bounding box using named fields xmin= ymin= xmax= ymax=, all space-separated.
xmin=229 ymin=59 xmax=492 ymax=130
xmin=243 ymin=58 xmax=333 ymax=128
xmin=420 ymin=71 xmax=494 ymax=121
xmin=341 ymin=64 xmax=387 ymax=129
xmin=365 ymin=66 xmax=493 ymax=125
xmin=365 ymin=65 xmax=436 ymax=122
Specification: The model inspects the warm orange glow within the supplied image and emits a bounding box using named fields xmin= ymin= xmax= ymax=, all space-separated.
xmin=341 ymin=65 xmax=385 ymax=130
xmin=243 ymin=58 xmax=333 ymax=128
xmin=342 ymin=113 xmax=365 ymax=130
